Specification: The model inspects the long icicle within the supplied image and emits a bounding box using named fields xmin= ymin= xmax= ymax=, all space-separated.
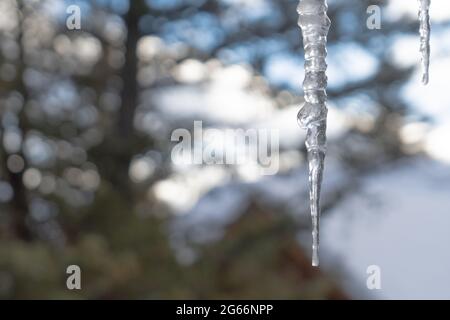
xmin=297 ymin=0 xmax=330 ymax=267
xmin=418 ymin=0 xmax=431 ymax=85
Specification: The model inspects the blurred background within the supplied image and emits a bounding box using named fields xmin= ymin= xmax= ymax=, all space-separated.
xmin=1 ymin=0 xmax=450 ymax=299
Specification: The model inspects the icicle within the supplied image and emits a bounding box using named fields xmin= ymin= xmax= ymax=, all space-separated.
xmin=418 ymin=0 xmax=431 ymax=85
xmin=297 ymin=0 xmax=330 ymax=267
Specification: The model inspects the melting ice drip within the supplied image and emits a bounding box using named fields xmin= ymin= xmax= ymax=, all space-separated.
xmin=418 ymin=0 xmax=431 ymax=85
xmin=297 ymin=0 xmax=330 ymax=267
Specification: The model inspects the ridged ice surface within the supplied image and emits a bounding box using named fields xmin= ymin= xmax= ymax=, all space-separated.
xmin=297 ymin=0 xmax=330 ymax=267
xmin=418 ymin=0 xmax=431 ymax=85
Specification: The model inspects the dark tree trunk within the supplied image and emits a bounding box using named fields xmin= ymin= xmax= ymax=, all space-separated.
xmin=110 ymin=0 xmax=146 ymax=195
xmin=118 ymin=1 xmax=141 ymax=138
xmin=5 ymin=0 xmax=33 ymax=241
xmin=8 ymin=169 xmax=32 ymax=241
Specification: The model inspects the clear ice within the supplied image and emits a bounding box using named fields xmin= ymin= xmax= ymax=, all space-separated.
xmin=418 ymin=0 xmax=431 ymax=85
xmin=297 ymin=0 xmax=330 ymax=267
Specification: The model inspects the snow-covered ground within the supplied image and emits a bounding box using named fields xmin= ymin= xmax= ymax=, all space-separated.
xmin=321 ymin=157 xmax=450 ymax=299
